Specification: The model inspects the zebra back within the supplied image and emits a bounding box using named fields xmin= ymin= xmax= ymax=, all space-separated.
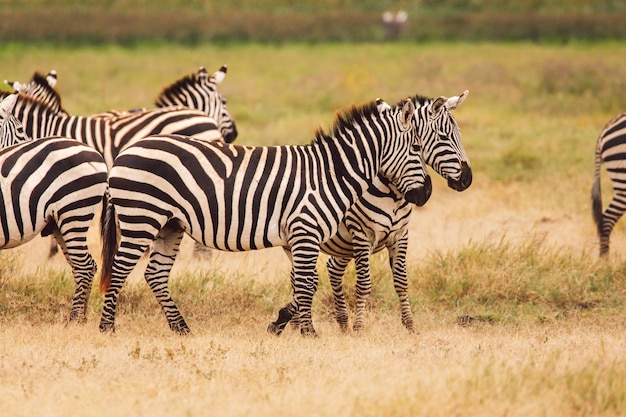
xmin=155 ymin=65 xmax=238 ymax=143
xmin=0 ymin=93 xmax=31 ymax=148
xmin=0 ymin=92 xmax=226 ymax=168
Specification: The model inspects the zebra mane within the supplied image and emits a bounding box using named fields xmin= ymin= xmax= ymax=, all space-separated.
xmin=400 ymin=94 xmax=434 ymax=108
xmin=157 ymin=70 xmax=209 ymax=102
xmin=313 ymin=100 xmax=379 ymax=144
xmin=30 ymin=72 xmax=66 ymax=111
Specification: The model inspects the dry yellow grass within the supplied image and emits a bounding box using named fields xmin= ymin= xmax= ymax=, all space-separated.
xmin=1 ymin=41 xmax=626 ymax=416
xmin=2 ymin=182 xmax=625 ymax=416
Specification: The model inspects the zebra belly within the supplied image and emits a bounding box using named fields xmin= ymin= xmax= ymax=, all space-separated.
xmin=319 ymin=180 xmax=413 ymax=258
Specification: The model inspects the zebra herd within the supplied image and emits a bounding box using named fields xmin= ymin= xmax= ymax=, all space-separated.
xmin=0 ymin=64 xmax=623 ymax=336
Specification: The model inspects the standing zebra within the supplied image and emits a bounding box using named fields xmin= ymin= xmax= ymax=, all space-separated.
xmin=592 ymin=112 xmax=626 ymax=257
xmin=0 ymin=92 xmax=232 ymax=168
xmin=288 ymin=91 xmax=472 ymax=333
xmin=4 ymin=65 xmax=237 ymax=143
xmin=98 ymin=98 xmax=432 ymax=335
xmin=4 ymin=70 xmax=65 ymax=114
xmin=0 ymin=93 xmax=108 ymax=322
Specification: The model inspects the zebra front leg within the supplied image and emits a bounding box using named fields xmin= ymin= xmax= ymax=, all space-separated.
xmin=352 ymin=244 xmax=373 ymax=332
xmin=268 ymin=242 xmax=321 ymax=337
xmin=50 ymin=225 xmax=96 ymax=323
xmin=145 ymin=223 xmax=189 ymax=335
xmin=388 ymin=232 xmax=415 ymax=333
xmin=327 ymin=256 xmax=351 ymax=332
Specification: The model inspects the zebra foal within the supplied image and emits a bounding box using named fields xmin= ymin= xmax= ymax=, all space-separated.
xmin=592 ymin=112 xmax=626 ymax=256
xmin=98 ymin=98 xmax=431 ymax=336
xmin=0 ymin=93 xmax=108 ymax=322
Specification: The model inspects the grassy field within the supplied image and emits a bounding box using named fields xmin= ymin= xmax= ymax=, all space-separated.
xmin=1 ymin=41 xmax=626 ymax=416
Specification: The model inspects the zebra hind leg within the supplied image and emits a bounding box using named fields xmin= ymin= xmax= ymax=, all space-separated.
xmin=145 ymin=221 xmax=189 ymax=334
xmin=600 ymin=193 xmax=626 ymax=257
xmin=50 ymin=224 xmax=96 ymax=324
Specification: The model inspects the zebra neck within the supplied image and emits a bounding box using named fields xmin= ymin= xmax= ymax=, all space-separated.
xmin=314 ymin=136 xmax=379 ymax=208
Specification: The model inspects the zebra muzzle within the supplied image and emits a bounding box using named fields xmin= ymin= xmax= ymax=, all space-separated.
xmin=404 ymin=175 xmax=432 ymax=207
xmin=447 ymin=161 xmax=473 ymax=191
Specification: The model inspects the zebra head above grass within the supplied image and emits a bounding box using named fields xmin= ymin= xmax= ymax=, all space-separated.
xmin=155 ymin=65 xmax=238 ymax=143
xmin=0 ymin=93 xmax=30 ymax=148
xmin=98 ymin=98 xmax=431 ymax=336
xmin=410 ymin=90 xmax=472 ymax=191
xmin=4 ymin=70 xmax=66 ymax=115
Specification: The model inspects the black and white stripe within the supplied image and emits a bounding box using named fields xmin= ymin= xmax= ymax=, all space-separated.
xmin=300 ymin=91 xmax=472 ymax=333
xmin=0 ymin=94 xmax=108 ymax=322
xmin=155 ymin=66 xmax=238 ymax=143
xmin=592 ymin=112 xmax=626 ymax=256
xmin=4 ymin=70 xmax=65 ymax=114
xmin=98 ymin=99 xmax=432 ymax=335
xmin=0 ymin=93 xmax=230 ymax=168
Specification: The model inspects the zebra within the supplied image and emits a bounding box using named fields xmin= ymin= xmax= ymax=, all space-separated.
xmin=0 ymin=92 xmax=232 ymax=169
xmin=0 ymin=93 xmax=108 ymax=322
xmin=4 ymin=70 xmax=65 ymax=114
xmin=2 ymin=68 xmax=236 ymax=258
xmin=286 ymin=91 xmax=471 ymax=333
xmin=98 ymin=98 xmax=432 ymax=336
xmin=4 ymin=65 xmax=237 ymax=142
xmin=592 ymin=112 xmax=626 ymax=257
xmin=155 ymin=65 xmax=237 ymax=143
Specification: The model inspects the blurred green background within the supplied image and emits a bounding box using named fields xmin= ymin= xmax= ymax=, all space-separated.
xmin=1 ymin=0 xmax=626 ymax=43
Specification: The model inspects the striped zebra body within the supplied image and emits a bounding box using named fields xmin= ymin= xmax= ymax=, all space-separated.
xmin=98 ymin=99 xmax=432 ymax=335
xmin=592 ymin=112 xmax=626 ymax=256
xmin=291 ymin=91 xmax=472 ymax=333
xmin=0 ymin=93 xmax=228 ymax=168
xmin=0 ymin=94 xmax=108 ymax=321
xmin=7 ymin=65 xmax=237 ymax=143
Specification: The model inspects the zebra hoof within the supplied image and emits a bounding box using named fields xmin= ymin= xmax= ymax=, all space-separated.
xmin=300 ymin=326 xmax=318 ymax=338
xmin=170 ymin=321 xmax=191 ymax=335
xmin=267 ymin=322 xmax=285 ymax=336
xmin=99 ymin=322 xmax=115 ymax=333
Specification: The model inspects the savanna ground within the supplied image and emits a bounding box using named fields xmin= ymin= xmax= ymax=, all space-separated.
xmin=1 ymin=41 xmax=626 ymax=416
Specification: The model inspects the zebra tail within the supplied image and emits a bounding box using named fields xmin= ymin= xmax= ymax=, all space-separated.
xmin=99 ymin=188 xmax=119 ymax=294
xmin=591 ymin=136 xmax=603 ymax=236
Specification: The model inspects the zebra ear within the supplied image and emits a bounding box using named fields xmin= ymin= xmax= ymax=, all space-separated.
xmin=197 ymin=67 xmax=209 ymax=82
xmin=430 ymin=96 xmax=446 ymax=115
xmin=445 ymin=90 xmax=469 ymax=110
xmin=376 ymin=98 xmax=392 ymax=112
xmin=4 ymin=79 xmax=26 ymax=92
xmin=0 ymin=93 xmax=19 ymax=118
xmin=400 ymin=98 xmax=415 ymax=128
xmin=212 ymin=65 xmax=228 ymax=84
xmin=45 ymin=70 xmax=58 ymax=88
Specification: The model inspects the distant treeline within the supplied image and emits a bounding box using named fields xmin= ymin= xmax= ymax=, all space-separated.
xmin=1 ymin=1 xmax=626 ymax=43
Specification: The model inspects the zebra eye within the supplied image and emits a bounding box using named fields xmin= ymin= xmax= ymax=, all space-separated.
xmin=412 ymin=143 xmax=421 ymax=152
xmin=438 ymin=134 xmax=448 ymax=141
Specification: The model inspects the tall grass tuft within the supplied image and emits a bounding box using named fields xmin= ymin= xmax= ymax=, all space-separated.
xmin=412 ymin=235 xmax=626 ymax=324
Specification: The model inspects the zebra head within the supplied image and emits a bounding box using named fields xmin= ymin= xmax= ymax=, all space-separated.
xmin=4 ymin=70 xmax=65 ymax=114
xmin=413 ymin=90 xmax=472 ymax=192
xmin=155 ymin=65 xmax=238 ymax=143
xmin=0 ymin=93 xmax=30 ymax=148
xmin=378 ymin=98 xmax=432 ymax=207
